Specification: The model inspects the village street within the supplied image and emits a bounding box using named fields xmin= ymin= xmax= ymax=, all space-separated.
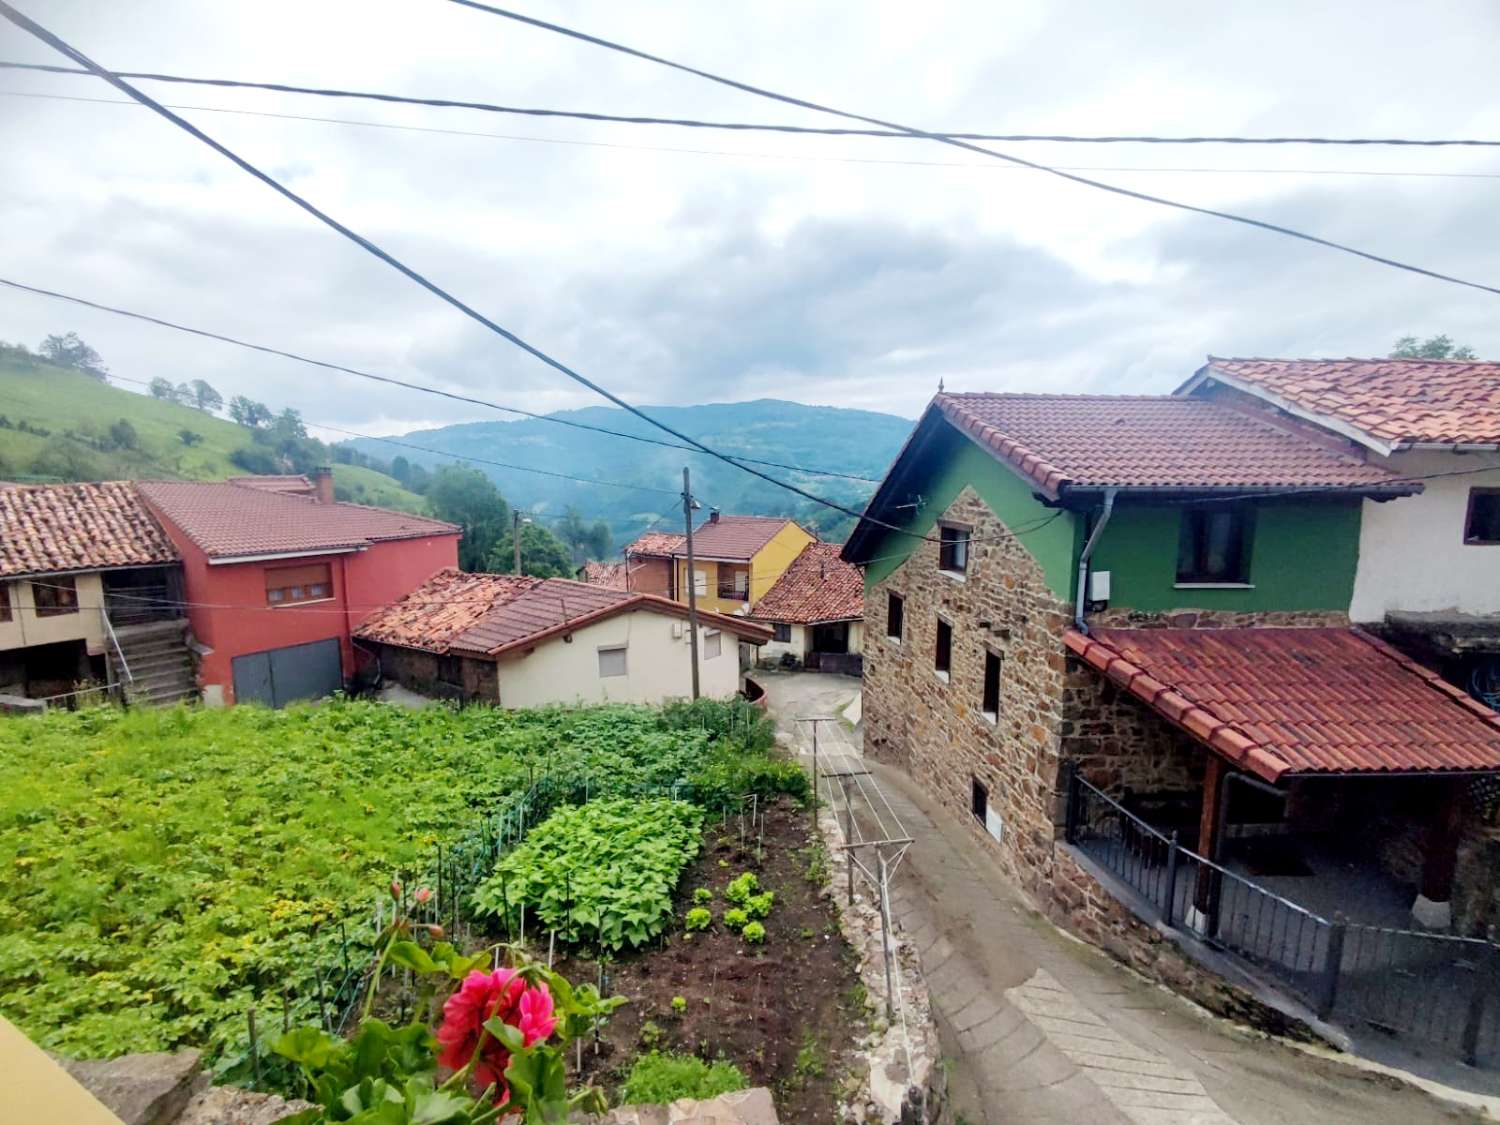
xmin=759 ymin=671 xmax=1489 ymax=1125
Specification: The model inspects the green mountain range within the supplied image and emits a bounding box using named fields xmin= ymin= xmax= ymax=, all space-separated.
xmin=342 ymin=399 xmax=915 ymax=546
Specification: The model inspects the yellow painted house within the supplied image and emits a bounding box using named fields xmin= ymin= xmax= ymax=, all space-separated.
xmin=670 ymin=514 xmax=815 ymax=616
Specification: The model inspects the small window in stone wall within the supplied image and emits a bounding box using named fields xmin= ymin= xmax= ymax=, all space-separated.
xmin=887 ymin=592 xmax=904 ymax=641
xmin=0 ymin=583 xmax=10 ymax=623
xmin=934 ymin=618 xmax=952 ymax=677
xmin=981 ymin=650 xmax=1002 ymax=721
xmin=972 ymin=776 xmax=1003 ymax=842
xmin=939 ymin=525 xmax=970 ymax=574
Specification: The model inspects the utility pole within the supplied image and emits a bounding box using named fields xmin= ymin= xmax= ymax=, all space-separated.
xmin=682 ymin=467 xmax=701 ymax=700
xmin=512 ymin=510 xmax=528 ymax=576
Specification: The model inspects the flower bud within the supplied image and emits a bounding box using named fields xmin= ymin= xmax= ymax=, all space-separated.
xmin=414 ymin=886 xmax=433 ymax=905
xmin=390 ymin=881 xmax=402 ymax=900
xmin=427 ymin=924 xmax=445 ymax=939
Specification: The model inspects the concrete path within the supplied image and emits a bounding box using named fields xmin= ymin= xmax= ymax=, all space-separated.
xmin=757 ymin=671 xmax=1481 ymax=1125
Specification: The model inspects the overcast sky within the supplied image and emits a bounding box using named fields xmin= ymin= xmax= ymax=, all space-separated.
xmin=2 ymin=0 xmax=1498 ymax=441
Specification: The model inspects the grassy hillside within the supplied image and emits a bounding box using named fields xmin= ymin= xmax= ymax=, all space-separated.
xmin=0 ymin=360 xmax=425 ymax=512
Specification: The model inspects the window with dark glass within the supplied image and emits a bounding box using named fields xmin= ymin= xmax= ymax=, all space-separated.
xmin=772 ymin=623 xmax=791 ymax=642
xmin=0 ymin=583 xmax=10 ymax=624
xmin=939 ymin=525 xmax=969 ymax=574
xmin=887 ymin=592 xmax=904 ymax=641
xmin=1465 ymin=489 xmax=1500 ymax=545
xmin=981 ymin=650 xmax=1002 ymax=720
xmin=935 ymin=617 xmax=952 ymax=676
xmin=266 ymin=563 xmax=333 ymax=605
xmin=971 ymin=777 xmax=988 ymax=824
xmin=32 ymin=576 xmax=78 ymax=617
xmin=1176 ymin=507 xmax=1253 ymax=584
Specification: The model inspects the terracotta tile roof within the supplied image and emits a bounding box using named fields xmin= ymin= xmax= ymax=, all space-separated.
xmin=1065 ymin=627 xmax=1500 ymax=783
xmin=227 ymin=474 xmax=315 ymax=495
xmin=355 ymin=569 xmax=539 ymax=653
xmin=1199 ymin=358 xmax=1500 ymax=449
xmin=456 ymin=577 xmax=772 ymax=656
xmin=138 ymin=481 xmax=458 ymax=560
xmin=0 ymin=481 xmax=178 ymax=578
xmin=624 ymin=531 xmax=685 ymax=557
xmin=750 ymin=543 xmax=863 ymax=624
xmin=671 ymin=515 xmax=803 ymax=561
xmin=934 ymin=392 xmax=1410 ymax=499
xmin=577 ymin=561 xmax=627 ymax=589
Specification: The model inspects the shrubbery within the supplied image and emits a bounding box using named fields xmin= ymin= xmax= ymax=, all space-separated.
xmin=620 ymin=1051 xmax=748 ymax=1105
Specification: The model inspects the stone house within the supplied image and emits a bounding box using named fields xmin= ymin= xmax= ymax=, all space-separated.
xmin=747 ymin=542 xmax=864 ymax=672
xmin=842 ymin=389 xmax=1500 ymax=1065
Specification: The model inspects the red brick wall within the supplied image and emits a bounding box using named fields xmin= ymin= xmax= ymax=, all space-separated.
xmin=625 ymin=555 xmax=673 ymax=597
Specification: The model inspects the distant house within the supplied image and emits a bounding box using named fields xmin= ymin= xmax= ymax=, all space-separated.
xmin=0 ymin=481 xmax=186 ymax=705
xmin=748 ymin=542 xmax=864 ymax=672
xmin=356 ymin=569 xmax=771 ymax=706
xmin=668 ymin=513 xmax=815 ymax=616
xmin=576 ymin=560 xmax=626 ymax=590
xmin=619 ymin=531 xmax=684 ymax=597
xmin=138 ymin=469 xmax=459 ymax=707
xmin=1179 ymin=358 xmax=1500 ymax=705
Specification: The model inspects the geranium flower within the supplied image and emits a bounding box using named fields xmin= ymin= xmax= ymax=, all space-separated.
xmin=436 ymin=968 xmax=557 ymax=1102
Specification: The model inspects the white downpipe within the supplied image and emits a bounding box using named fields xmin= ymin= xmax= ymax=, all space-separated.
xmin=100 ymin=605 xmax=134 ymax=687
xmin=1073 ymin=488 xmax=1117 ymax=635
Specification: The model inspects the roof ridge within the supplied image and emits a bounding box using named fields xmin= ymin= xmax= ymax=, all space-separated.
xmin=1210 ymin=355 xmax=1499 ymax=366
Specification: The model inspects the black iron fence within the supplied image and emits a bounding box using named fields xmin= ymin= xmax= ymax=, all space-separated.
xmin=1064 ymin=767 xmax=1500 ymax=1069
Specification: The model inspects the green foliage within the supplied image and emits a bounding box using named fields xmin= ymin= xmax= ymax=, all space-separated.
xmin=741 ymin=921 xmax=766 ymax=944
xmin=619 ymin=1052 xmax=748 ymax=1105
xmin=0 ymin=698 xmax=772 ymax=1072
xmin=683 ymin=907 xmax=711 ymax=932
xmin=722 ymin=908 xmax=748 ymax=930
xmin=490 ymin=520 xmax=576 ymax=579
xmin=472 ymin=799 xmax=702 ymax=951
xmin=39 ymin=331 xmax=107 ymax=378
xmin=724 ymin=872 xmax=758 ymax=905
xmin=1391 ymin=334 xmax=1478 ymax=360
xmin=744 ymin=892 xmax=774 ymax=920
xmin=692 ymin=887 xmax=712 ymax=905
xmin=670 ymin=996 xmax=686 ymax=1014
xmin=427 ymin=465 xmax=511 ymax=572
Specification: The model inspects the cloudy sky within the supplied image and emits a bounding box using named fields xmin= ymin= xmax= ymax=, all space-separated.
xmin=2 ymin=0 xmax=1498 ymax=441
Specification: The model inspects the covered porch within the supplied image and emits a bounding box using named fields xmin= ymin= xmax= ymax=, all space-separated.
xmin=1063 ymin=625 xmax=1500 ymax=1069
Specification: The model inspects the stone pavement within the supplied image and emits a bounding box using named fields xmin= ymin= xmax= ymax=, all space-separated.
xmin=758 ymin=672 xmax=1482 ymax=1125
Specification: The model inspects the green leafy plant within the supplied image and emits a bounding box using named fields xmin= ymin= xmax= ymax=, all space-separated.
xmin=670 ymin=996 xmax=687 ymax=1014
xmin=745 ymin=891 xmax=775 ymax=920
xmin=619 ymin=1051 xmax=748 ymax=1104
xmin=684 ymin=907 xmax=711 ymax=932
xmin=692 ymin=887 xmax=713 ymax=905
xmin=724 ymin=872 xmax=758 ymax=905
xmin=471 ymin=798 xmax=702 ymax=952
xmin=741 ymin=921 xmax=766 ymax=945
xmin=722 ymin=908 xmax=749 ymax=929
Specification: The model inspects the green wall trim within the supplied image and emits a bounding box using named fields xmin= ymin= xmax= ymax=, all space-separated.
xmin=1090 ymin=500 xmax=1361 ymax=612
xmin=861 ymin=426 xmax=1079 ymax=598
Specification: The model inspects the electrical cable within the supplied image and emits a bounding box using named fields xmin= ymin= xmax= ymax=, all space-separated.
xmin=0 ymin=2 xmax=905 ymax=538
xmin=10 ymin=90 xmax=1500 ymax=181
xmin=443 ymin=1 xmax=1500 ymax=299
xmin=0 ymin=277 xmax=881 ymax=483
xmin=4 ymin=58 xmax=1498 ymax=148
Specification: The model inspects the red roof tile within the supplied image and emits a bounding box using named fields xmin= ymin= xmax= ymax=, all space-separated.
xmin=1065 ymin=627 xmax=1500 ymax=782
xmin=577 ymin=561 xmax=627 ymax=589
xmin=624 ymin=531 xmax=685 ymax=557
xmin=227 ymin=474 xmax=315 ymax=495
xmin=138 ymin=480 xmax=458 ymax=559
xmin=671 ymin=515 xmax=804 ymax=561
xmin=1199 ymin=358 xmax=1500 ymax=449
xmin=0 ymin=481 xmax=178 ymax=578
xmin=934 ymin=393 xmax=1410 ymax=499
xmin=354 ymin=569 xmax=539 ymax=652
xmin=750 ymin=543 xmax=863 ymax=624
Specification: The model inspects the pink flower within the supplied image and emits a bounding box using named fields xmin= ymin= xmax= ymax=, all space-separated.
xmin=436 ymin=968 xmax=557 ymax=1102
xmin=413 ymin=886 xmax=433 ymax=905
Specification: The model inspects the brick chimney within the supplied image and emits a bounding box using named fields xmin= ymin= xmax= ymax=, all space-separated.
xmin=312 ymin=466 xmax=335 ymax=505
xmin=708 ymin=508 xmax=720 ymax=524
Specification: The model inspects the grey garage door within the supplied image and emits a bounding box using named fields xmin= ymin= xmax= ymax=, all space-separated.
xmin=231 ymin=638 xmax=343 ymax=708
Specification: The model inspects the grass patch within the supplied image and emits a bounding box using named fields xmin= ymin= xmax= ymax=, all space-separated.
xmin=620 ymin=1051 xmax=748 ymax=1104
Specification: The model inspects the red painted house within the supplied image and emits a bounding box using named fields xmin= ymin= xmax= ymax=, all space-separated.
xmin=138 ymin=470 xmax=459 ymax=706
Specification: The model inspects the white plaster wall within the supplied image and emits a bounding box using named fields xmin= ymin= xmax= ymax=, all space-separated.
xmin=757 ymin=624 xmax=807 ymax=664
xmin=496 ymin=609 xmax=744 ymax=708
xmin=0 ymin=574 xmax=107 ymax=654
xmin=849 ymin=620 xmax=865 ymax=655
xmin=1350 ymin=450 xmax=1500 ymax=621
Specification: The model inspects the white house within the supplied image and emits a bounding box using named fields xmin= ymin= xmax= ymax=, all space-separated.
xmin=1180 ymin=357 xmax=1500 ymax=702
xmin=355 ymin=569 xmax=770 ymax=707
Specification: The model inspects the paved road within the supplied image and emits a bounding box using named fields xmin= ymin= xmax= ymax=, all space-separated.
xmin=757 ymin=671 xmax=1484 ymax=1125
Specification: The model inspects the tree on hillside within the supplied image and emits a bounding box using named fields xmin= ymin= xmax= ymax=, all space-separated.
xmin=554 ymin=506 xmax=615 ymax=565
xmin=149 ymin=377 xmax=180 ymax=402
xmin=490 ymin=520 xmax=575 ymax=578
xmin=1391 ymin=334 xmax=1478 ymax=360
xmin=189 ymin=379 xmax=223 ymax=413
xmin=228 ymin=395 xmax=273 ymax=427
xmin=426 ymin=465 xmax=511 ymax=572
xmin=1 ymin=340 xmax=38 ymax=368
xmin=107 ymin=419 xmax=139 ymax=451
xmin=38 ymin=332 xmax=107 ymax=380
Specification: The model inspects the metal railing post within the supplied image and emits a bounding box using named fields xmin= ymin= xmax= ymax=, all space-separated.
xmin=1062 ymin=761 xmax=1079 ymax=844
xmin=1317 ymin=914 xmax=1346 ymax=1019
xmin=1163 ymin=831 xmax=1180 ymax=927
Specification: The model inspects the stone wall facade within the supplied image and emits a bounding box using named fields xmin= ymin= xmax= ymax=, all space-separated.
xmin=1060 ymin=666 xmax=1205 ymax=799
xmin=374 ymin=643 xmax=498 ymax=703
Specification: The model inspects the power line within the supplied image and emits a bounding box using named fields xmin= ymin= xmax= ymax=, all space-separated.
xmin=0 ymin=277 xmax=880 ymax=484
xmin=4 ymin=58 xmax=1498 ymax=149
xmin=0 ymin=4 xmax=904 ymax=537
xmin=10 ymin=90 xmax=1500 ymax=182
xmin=445 ymin=1 xmax=1500 ymax=300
